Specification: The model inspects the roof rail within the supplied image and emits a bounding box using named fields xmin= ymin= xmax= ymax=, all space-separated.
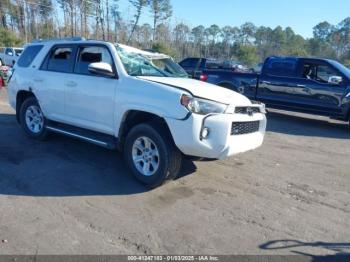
xmin=32 ymin=37 xmax=86 ymax=43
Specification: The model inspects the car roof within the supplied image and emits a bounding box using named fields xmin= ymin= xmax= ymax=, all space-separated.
xmin=28 ymin=37 xmax=110 ymax=47
xmin=26 ymin=38 xmax=171 ymax=60
xmin=268 ymin=56 xmax=336 ymax=64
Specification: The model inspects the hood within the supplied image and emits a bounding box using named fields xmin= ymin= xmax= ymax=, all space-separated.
xmin=138 ymin=76 xmax=252 ymax=106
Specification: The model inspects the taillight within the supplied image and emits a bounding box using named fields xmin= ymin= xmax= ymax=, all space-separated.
xmin=199 ymin=74 xmax=208 ymax=82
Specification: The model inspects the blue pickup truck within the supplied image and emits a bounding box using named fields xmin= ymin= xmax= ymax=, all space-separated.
xmin=179 ymin=57 xmax=350 ymax=124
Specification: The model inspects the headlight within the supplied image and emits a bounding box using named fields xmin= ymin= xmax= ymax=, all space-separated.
xmin=181 ymin=94 xmax=227 ymax=115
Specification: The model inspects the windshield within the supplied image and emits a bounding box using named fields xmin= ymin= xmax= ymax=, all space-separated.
xmin=151 ymin=58 xmax=188 ymax=78
xmin=116 ymin=46 xmax=169 ymax=77
xmin=329 ymin=60 xmax=350 ymax=80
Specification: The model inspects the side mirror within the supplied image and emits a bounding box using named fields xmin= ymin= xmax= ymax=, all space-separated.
xmin=88 ymin=62 xmax=115 ymax=77
xmin=328 ymin=76 xmax=342 ymax=85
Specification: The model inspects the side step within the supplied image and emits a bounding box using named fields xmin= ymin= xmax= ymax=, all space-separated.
xmin=46 ymin=121 xmax=118 ymax=150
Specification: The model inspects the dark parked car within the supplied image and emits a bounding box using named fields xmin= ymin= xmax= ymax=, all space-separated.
xmin=179 ymin=56 xmax=350 ymax=124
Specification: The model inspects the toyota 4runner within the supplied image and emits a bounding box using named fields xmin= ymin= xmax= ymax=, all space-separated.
xmin=8 ymin=38 xmax=267 ymax=188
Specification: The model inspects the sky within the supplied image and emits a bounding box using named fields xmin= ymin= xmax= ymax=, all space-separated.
xmin=118 ymin=0 xmax=350 ymax=38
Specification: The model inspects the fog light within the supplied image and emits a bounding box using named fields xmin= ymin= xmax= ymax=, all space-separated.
xmin=201 ymin=127 xmax=210 ymax=139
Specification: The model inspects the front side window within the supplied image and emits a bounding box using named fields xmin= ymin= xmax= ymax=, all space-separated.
xmin=47 ymin=47 xmax=74 ymax=73
xmin=302 ymin=63 xmax=341 ymax=84
xmin=317 ymin=65 xmax=340 ymax=83
xmin=75 ymin=46 xmax=114 ymax=75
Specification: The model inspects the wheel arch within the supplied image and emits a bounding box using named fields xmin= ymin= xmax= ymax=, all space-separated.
xmin=16 ymin=90 xmax=36 ymax=123
xmin=117 ymin=110 xmax=173 ymax=151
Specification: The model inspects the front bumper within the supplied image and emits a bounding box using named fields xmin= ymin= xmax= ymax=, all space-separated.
xmin=166 ymin=112 xmax=266 ymax=160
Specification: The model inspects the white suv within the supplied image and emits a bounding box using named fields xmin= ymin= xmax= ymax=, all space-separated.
xmin=8 ymin=38 xmax=266 ymax=187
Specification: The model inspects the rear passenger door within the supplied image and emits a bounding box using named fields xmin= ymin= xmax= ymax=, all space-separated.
xmin=257 ymin=57 xmax=303 ymax=107
xmin=64 ymin=44 xmax=117 ymax=135
xmin=37 ymin=45 xmax=77 ymax=122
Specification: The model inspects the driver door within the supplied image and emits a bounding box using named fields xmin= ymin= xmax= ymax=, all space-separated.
xmin=295 ymin=60 xmax=345 ymax=114
xmin=64 ymin=44 xmax=118 ymax=135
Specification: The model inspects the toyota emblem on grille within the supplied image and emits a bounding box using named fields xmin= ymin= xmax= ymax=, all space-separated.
xmin=247 ymin=107 xmax=254 ymax=116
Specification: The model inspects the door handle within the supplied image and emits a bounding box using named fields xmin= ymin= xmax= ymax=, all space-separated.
xmin=297 ymin=84 xmax=306 ymax=88
xmin=261 ymin=81 xmax=271 ymax=85
xmin=66 ymin=81 xmax=77 ymax=87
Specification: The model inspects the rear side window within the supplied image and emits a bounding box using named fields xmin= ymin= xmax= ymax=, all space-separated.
xmin=17 ymin=45 xmax=43 ymax=68
xmin=264 ymin=58 xmax=297 ymax=77
xmin=46 ymin=47 xmax=74 ymax=73
xmin=74 ymin=46 xmax=114 ymax=75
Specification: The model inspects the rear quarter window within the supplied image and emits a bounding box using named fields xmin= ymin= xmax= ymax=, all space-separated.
xmin=17 ymin=45 xmax=44 ymax=68
xmin=264 ymin=58 xmax=298 ymax=77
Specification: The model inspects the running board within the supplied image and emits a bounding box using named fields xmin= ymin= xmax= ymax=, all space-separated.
xmin=46 ymin=122 xmax=118 ymax=149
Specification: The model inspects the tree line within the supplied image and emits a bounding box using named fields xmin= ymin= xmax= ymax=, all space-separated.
xmin=0 ymin=0 xmax=350 ymax=66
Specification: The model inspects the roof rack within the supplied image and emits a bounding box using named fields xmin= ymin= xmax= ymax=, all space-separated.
xmin=32 ymin=37 xmax=86 ymax=43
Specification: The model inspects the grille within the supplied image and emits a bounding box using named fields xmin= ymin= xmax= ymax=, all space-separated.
xmin=231 ymin=121 xmax=260 ymax=135
xmin=234 ymin=106 xmax=260 ymax=115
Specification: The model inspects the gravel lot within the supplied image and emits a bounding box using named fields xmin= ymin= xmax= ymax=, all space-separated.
xmin=0 ymin=87 xmax=349 ymax=257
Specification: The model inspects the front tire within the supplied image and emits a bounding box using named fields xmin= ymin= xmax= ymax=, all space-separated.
xmin=19 ymin=97 xmax=47 ymax=140
xmin=124 ymin=122 xmax=182 ymax=188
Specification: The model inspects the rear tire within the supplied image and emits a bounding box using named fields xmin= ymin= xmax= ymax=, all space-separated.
xmin=19 ymin=97 xmax=48 ymax=140
xmin=124 ymin=122 xmax=182 ymax=188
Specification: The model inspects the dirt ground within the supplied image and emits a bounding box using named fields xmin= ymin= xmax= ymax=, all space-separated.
xmin=0 ymin=87 xmax=349 ymax=257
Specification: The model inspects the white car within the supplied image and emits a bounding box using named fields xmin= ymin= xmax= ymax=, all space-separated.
xmin=0 ymin=47 xmax=24 ymax=66
xmin=8 ymin=38 xmax=266 ymax=187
